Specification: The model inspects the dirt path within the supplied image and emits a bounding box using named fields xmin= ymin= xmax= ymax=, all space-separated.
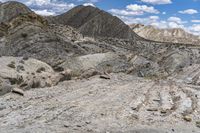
xmin=0 ymin=73 xmax=200 ymax=133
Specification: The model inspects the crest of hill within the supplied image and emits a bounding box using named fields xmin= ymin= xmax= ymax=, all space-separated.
xmin=130 ymin=23 xmax=200 ymax=44
xmin=0 ymin=1 xmax=32 ymax=23
xmin=47 ymin=5 xmax=141 ymax=40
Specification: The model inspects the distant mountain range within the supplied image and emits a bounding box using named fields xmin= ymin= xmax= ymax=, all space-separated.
xmin=130 ymin=24 xmax=200 ymax=44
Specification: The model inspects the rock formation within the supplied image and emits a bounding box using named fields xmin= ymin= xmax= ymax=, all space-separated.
xmin=0 ymin=1 xmax=32 ymax=23
xmin=47 ymin=5 xmax=141 ymax=40
xmin=130 ymin=23 xmax=200 ymax=44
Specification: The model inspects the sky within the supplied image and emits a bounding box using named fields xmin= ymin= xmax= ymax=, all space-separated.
xmin=1 ymin=0 xmax=200 ymax=35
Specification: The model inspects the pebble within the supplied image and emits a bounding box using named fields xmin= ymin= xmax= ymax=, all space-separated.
xmin=100 ymin=75 xmax=110 ymax=79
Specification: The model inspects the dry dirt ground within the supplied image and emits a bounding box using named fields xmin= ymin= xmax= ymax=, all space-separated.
xmin=0 ymin=73 xmax=200 ymax=133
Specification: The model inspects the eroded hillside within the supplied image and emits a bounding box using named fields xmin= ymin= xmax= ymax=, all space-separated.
xmin=0 ymin=1 xmax=200 ymax=133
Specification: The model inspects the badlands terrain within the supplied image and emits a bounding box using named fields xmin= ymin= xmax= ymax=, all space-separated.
xmin=0 ymin=1 xmax=200 ymax=133
xmin=131 ymin=23 xmax=200 ymax=45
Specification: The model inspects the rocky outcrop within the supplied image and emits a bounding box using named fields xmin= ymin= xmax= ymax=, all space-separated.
xmin=130 ymin=24 xmax=200 ymax=44
xmin=0 ymin=56 xmax=72 ymax=96
xmin=0 ymin=1 xmax=32 ymax=23
xmin=0 ymin=12 xmax=87 ymax=67
xmin=47 ymin=5 xmax=141 ymax=40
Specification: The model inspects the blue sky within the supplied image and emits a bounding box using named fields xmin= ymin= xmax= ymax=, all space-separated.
xmin=1 ymin=0 xmax=200 ymax=35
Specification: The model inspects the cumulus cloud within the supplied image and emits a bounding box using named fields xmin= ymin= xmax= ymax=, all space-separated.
xmin=140 ymin=0 xmax=172 ymax=5
xmin=187 ymin=24 xmax=200 ymax=35
xmin=191 ymin=20 xmax=200 ymax=23
xmin=0 ymin=0 xmax=76 ymax=15
xmin=32 ymin=9 xmax=55 ymax=16
xmin=168 ymin=17 xmax=187 ymax=24
xmin=179 ymin=9 xmax=198 ymax=14
xmin=109 ymin=4 xmax=159 ymax=16
xmin=83 ymin=3 xmax=95 ymax=7
xmin=127 ymin=4 xmax=159 ymax=14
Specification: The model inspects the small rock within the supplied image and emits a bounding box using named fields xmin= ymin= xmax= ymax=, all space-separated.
xmin=160 ymin=109 xmax=168 ymax=114
xmin=54 ymin=66 xmax=64 ymax=72
xmin=22 ymin=56 xmax=29 ymax=60
xmin=153 ymin=99 xmax=161 ymax=102
xmin=19 ymin=60 xmax=25 ymax=64
xmin=100 ymin=75 xmax=110 ymax=79
xmin=17 ymin=65 xmax=25 ymax=72
xmin=147 ymin=108 xmax=158 ymax=112
xmin=7 ymin=62 xmax=15 ymax=69
xmin=0 ymin=105 xmax=6 ymax=111
xmin=131 ymin=107 xmax=137 ymax=110
xmin=60 ymin=69 xmax=72 ymax=81
xmin=183 ymin=115 xmax=192 ymax=122
xmin=11 ymin=88 xmax=24 ymax=96
xmin=76 ymin=125 xmax=82 ymax=127
xmin=64 ymin=122 xmax=70 ymax=128
xmin=85 ymin=121 xmax=91 ymax=124
xmin=36 ymin=67 xmax=46 ymax=73
xmin=196 ymin=121 xmax=200 ymax=128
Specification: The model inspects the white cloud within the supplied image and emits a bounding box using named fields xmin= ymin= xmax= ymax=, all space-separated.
xmin=140 ymin=0 xmax=172 ymax=5
xmin=109 ymin=4 xmax=159 ymax=16
xmin=187 ymin=24 xmax=200 ymax=35
xmin=149 ymin=16 xmax=159 ymax=20
xmin=126 ymin=4 xmax=159 ymax=14
xmin=109 ymin=9 xmax=143 ymax=16
xmin=179 ymin=9 xmax=198 ymax=14
xmin=0 ymin=0 xmax=76 ymax=15
xmin=168 ymin=22 xmax=184 ymax=28
xmin=32 ymin=9 xmax=55 ymax=16
xmin=191 ymin=20 xmax=200 ymax=23
xmin=168 ymin=17 xmax=187 ymax=24
xmin=83 ymin=3 xmax=95 ymax=7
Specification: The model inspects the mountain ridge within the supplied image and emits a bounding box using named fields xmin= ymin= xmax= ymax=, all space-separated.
xmin=130 ymin=23 xmax=200 ymax=44
xmin=46 ymin=5 xmax=141 ymax=40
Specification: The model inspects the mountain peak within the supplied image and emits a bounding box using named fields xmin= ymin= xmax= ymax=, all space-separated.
xmin=0 ymin=1 xmax=32 ymax=23
xmin=47 ymin=5 xmax=140 ymax=40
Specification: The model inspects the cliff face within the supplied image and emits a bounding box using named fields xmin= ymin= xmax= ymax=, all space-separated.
xmin=130 ymin=23 xmax=200 ymax=44
xmin=47 ymin=5 xmax=141 ymax=40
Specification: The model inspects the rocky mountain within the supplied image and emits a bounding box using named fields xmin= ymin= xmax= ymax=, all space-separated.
xmin=130 ymin=23 xmax=200 ymax=44
xmin=1 ymin=1 xmax=200 ymax=132
xmin=47 ymin=5 xmax=141 ymax=40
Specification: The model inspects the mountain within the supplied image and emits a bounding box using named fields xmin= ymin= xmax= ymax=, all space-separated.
xmin=0 ymin=1 xmax=32 ymax=23
xmin=130 ymin=24 xmax=200 ymax=44
xmin=47 ymin=5 xmax=141 ymax=40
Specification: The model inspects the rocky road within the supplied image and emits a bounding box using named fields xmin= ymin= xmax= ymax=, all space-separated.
xmin=0 ymin=73 xmax=200 ymax=133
